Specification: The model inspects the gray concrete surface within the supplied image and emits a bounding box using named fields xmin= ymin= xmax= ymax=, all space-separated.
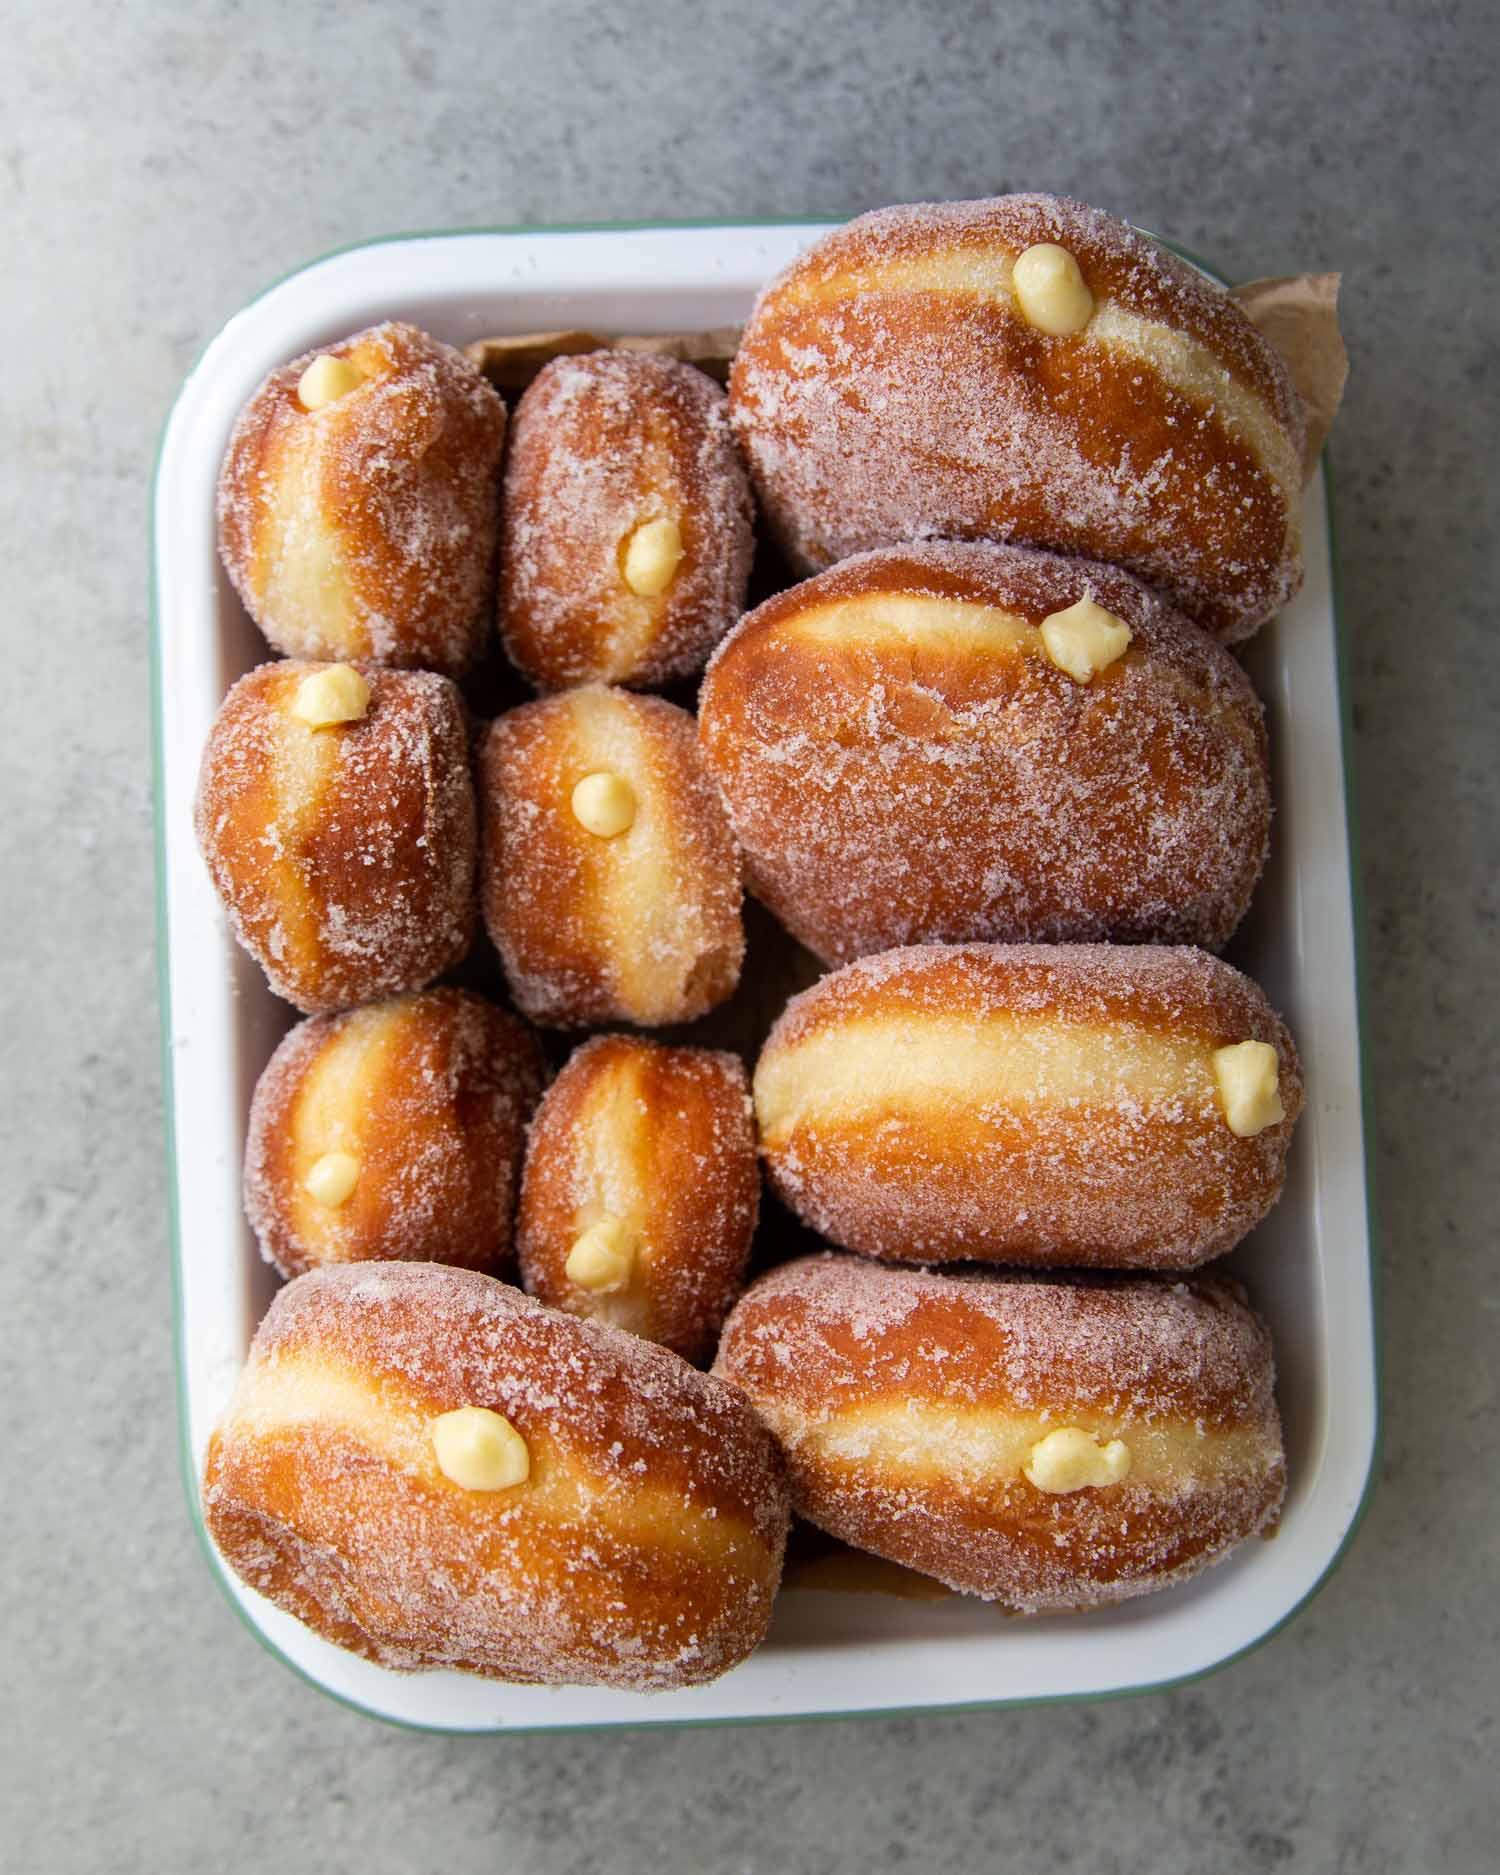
xmin=3 ymin=2 xmax=1496 ymax=1869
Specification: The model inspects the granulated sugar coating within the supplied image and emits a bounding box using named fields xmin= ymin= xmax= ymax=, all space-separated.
xmin=244 ymin=990 xmax=545 ymax=1280
xmin=218 ymin=321 xmax=506 ymax=675
xmin=501 ymin=351 xmax=753 ymax=691
xmin=203 ymin=1263 xmax=789 ymax=1690
xmin=193 ymin=661 xmax=476 ymax=1015
xmin=517 ymin=1035 xmax=759 ymax=1363
xmin=196 ymin=203 xmax=1321 ymax=1683
xmin=699 ymin=540 xmax=1271 ymax=965
xmin=479 ymin=686 xmax=744 ymax=1028
xmin=753 ymin=942 xmax=1303 ymax=1268
xmin=730 ymin=195 xmax=1305 ymax=641
xmin=713 ymin=1255 xmax=1285 ymax=1610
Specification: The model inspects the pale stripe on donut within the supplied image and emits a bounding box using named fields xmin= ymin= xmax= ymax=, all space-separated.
xmin=227 ymin=1345 xmax=759 ymax=1569
xmin=779 ymin=592 xmax=1263 ymax=758
xmin=259 ymin=426 xmax=364 ymax=657
xmin=776 ymin=1397 xmax=1275 ymax=1494
xmin=260 ymin=677 xmax=343 ymax=984
xmin=756 ymin=1013 xmax=1222 ymax=1143
xmin=562 ymin=688 xmax=720 ymax=1024
xmin=593 ymin=422 xmax=686 ymax=684
xmin=287 ymin=1002 xmax=405 ymax=1254
xmin=561 ymin=1054 xmax=656 ymax=1338
xmin=1086 ymin=302 xmax=1302 ymax=519
xmin=786 ymin=594 xmax=1036 ymax=658
xmin=782 ymin=250 xmax=1300 ymax=515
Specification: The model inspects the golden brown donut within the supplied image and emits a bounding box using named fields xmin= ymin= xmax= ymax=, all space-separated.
xmin=202 ymin=1263 xmax=789 ymax=1688
xmin=730 ymin=194 xmax=1305 ymax=642
xmin=699 ymin=540 xmax=1270 ymax=965
xmin=244 ymin=990 xmax=545 ymax=1281
xmin=218 ymin=321 xmax=506 ymax=674
xmin=478 ymin=685 xmax=744 ymax=1027
xmin=194 ymin=659 xmax=475 ymax=1014
xmin=754 ymin=943 xmax=1302 ymax=1268
xmin=517 ymin=1035 xmax=758 ymax=1362
xmin=713 ymin=1255 xmax=1285 ymax=1611
xmin=500 ymin=351 xmax=753 ymax=690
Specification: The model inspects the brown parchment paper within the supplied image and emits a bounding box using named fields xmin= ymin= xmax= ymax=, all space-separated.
xmin=467 ymin=274 xmax=1346 ymax=475
xmin=470 ymin=271 xmax=1347 ymax=1602
xmin=466 ymin=326 xmax=740 ymax=389
xmin=1232 ymin=273 xmax=1347 ymax=477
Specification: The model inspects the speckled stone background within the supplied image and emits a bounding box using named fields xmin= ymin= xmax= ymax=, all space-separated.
xmin=3 ymin=2 xmax=1495 ymax=1869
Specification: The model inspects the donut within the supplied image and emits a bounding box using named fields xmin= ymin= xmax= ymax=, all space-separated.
xmin=729 ymin=194 xmax=1305 ymax=642
xmin=517 ymin=1035 xmax=758 ymax=1362
xmin=244 ymin=990 xmax=545 ymax=1281
xmin=194 ymin=660 xmax=475 ymax=1014
xmin=500 ymin=351 xmax=753 ymax=691
xmin=713 ymin=1255 xmax=1285 ymax=1611
xmin=202 ymin=1263 xmax=789 ymax=1688
xmin=754 ymin=943 xmax=1302 ymax=1268
xmin=478 ymin=685 xmax=744 ymax=1027
xmin=218 ymin=321 xmax=506 ymax=674
xmin=699 ymin=541 xmax=1270 ymax=965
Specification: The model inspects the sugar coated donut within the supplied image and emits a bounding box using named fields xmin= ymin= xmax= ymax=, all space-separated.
xmin=478 ymin=685 xmax=744 ymax=1027
xmin=202 ymin=1262 xmax=789 ymax=1688
xmin=699 ymin=541 xmax=1270 ymax=965
xmin=500 ymin=351 xmax=753 ymax=691
xmin=730 ymin=195 xmax=1305 ymax=641
xmin=754 ymin=943 xmax=1302 ymax=1268
xmin=713 ymin=1255 xmax=1285 ymax=1610
xmin=218 ymin=320 xmax=506 ymax=674
xmin=194 ymin=660 xmax=475 ymax=1014
xmin=517 ymin=1035 xmax=758 ymax=1362
xmin=245 ymin=990 xmax=545 ymax=1281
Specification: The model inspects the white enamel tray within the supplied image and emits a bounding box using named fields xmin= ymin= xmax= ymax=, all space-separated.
xmin=152 ymin=222 xmax=1378 ymax=1732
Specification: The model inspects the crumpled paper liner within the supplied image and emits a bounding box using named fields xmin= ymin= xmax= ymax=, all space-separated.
xmin=470 ymin=269 xmax=1346 ymax=1602
xmin=1232 ymin=273 xmax=1347 ymax=478
xmin=467 ymin=273 xmax=1345 ymax=477
xmin=467 ymin=326 xmax=740 ymax=389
